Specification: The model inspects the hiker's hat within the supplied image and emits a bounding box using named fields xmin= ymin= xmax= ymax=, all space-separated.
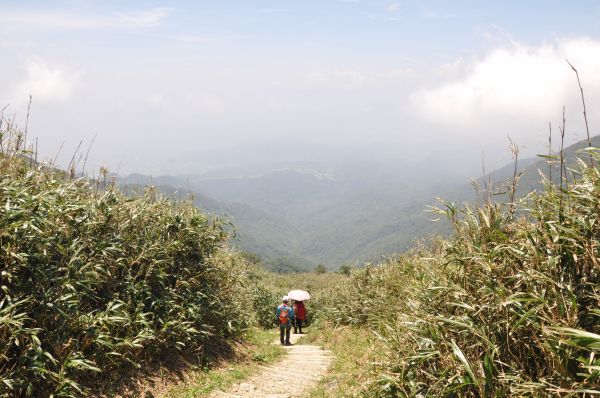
xmin=282 ymin=296 xmax=289 ymax=302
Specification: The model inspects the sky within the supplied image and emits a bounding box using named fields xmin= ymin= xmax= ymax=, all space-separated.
xmin=1 ymin=0 xmax=600 ymax=175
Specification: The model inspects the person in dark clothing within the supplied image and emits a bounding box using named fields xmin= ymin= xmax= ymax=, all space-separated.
xmin=293 ymin=300 xmax=306 ymax=334
xmin=275 ymin=296 xmax=294 ymax=345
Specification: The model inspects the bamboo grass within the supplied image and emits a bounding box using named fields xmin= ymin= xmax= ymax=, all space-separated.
xmin=0 ymin=125 xmax=252 ymax=397
xmin=315 ymin=151 xmax=600 ymax=396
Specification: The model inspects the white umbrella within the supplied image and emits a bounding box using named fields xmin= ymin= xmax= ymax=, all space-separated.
xmin=287 ymin=289 xmax=310 ymax=301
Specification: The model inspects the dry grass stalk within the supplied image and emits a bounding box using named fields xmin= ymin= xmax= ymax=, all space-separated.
xmin=566 ymin=59 xmax=594 ymax=167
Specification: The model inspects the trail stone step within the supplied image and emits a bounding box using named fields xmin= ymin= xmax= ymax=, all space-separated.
xmin=261 ymin=395 xmax=290 ymax=398
xmin=256 ymin=366 xmax=324 ymax=381
xmin=279 ymin=347 xmax=331 ymax=354
xmin=284 ymin=354 xmax=332 ymax=359
xmin=210 ymin=392 xmax=244 ymax=398
xmin=249 ymin=384 xmax=303 ymax=394
xmin=282 ymin=346 xmax=332 ymax=352
xmin=282 ymin=347 xmax=332 ymax=353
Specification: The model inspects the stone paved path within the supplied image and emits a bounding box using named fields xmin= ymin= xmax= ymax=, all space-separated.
xmin=209 ymin=332 xmax=333 ymax=398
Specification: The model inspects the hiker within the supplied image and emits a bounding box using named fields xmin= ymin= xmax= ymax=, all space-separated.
xmin=276 ymin=296 xmax=294 ymax=345
xmin=293 ymin=300 xmax=306 ymax=334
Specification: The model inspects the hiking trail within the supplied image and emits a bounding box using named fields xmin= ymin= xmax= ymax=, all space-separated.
xmin=209 ymin=332 xmax=333 ymax=398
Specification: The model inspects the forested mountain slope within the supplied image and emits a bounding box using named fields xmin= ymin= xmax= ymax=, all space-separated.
xmin=125 ymin=136 xmax=599 ymax=270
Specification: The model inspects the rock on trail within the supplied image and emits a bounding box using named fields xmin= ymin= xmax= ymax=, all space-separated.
xmin=210 ymin=332 xmax=333 ymax=398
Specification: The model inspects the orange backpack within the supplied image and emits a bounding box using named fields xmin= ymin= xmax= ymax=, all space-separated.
xmin=279 ymin=305 xmax=290 ymax=325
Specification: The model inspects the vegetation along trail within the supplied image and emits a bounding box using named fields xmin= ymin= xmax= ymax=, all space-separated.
xmin=209 ymin=333 xmax=333 ymax=398
xmin=3 ymin=113 xmax=600 ymax=397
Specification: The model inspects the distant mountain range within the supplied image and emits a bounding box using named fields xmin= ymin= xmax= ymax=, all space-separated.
xmin=123 ymin=136 xmax=599 ymax=271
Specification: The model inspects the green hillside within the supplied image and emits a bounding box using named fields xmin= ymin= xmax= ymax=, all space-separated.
xmin=122 ymin=179 xmax=316 ymax=271
xmin=125 ymin=167 xmax=462 ymax=269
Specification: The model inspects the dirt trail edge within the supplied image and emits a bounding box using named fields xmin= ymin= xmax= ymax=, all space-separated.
xmin=209 ymin=332 xmax=333 ymax=398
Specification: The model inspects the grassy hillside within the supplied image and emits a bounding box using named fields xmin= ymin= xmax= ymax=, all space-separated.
xmin=289 ymin=147 xmax=600 ymax=396
xmin=0 ymin=127 xmax=255 ymax=397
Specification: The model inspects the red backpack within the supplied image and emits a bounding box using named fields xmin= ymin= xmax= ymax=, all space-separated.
xmin=279 ymin=305 xmax=290 ymax=325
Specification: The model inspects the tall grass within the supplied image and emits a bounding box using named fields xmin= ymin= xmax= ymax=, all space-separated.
xmin=318 ymin=150 xmax=600 ymax=396
xmin=0 ymin=123 xmax=252 ymax=396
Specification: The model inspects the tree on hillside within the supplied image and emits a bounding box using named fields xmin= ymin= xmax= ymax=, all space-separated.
xmin=314 ymin=264 xmax=327 ymax=274
xmin=241 ymin=251 xmax=262 ymax=265
xmin=337 ymin=264 xmax=352 ymax=276
xmin=265 ymin=257 xmax=305 ymax=273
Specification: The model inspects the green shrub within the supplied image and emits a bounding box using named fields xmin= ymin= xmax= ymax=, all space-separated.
xmin=314 ymin=264 xmax=327 ymax=274
xmin=0 ymin=127 xmax=252 ymax=396
xmin=250 ymin=284 xmax=279 ymax=328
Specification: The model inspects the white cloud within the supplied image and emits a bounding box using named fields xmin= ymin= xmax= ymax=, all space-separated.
xmin=305 ymin=70 xmax=375 ymax=88
xmin=478 ymin=24 xmax=515 ymax=44
xmin=411 ymin=37 xmax=600 ymax=127
xmin=0 ymin=7 xmax=169 ymax=31
xmin=379 ymin=68 xmax=414 ymax=79
xmin=14 ymin=57 xmax=81 ymax=102
xmin=387 ymin=3 xmax=401 ymax=12
xmin=113 ymin=8 xmax=169 ymax=28
xmin=333 ymin=70 xmax=375 ymax=87
xmin=437 ymin=57 xmax=464 ymax=74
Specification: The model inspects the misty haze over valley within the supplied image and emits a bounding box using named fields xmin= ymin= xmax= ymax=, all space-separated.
xmin=121 ymin=135 xmax=599 ymax=270
xmin=125 ymin=140 xmax=469 ymax=269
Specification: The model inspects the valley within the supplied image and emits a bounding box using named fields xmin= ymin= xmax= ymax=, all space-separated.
xmin=124 ymin=136 xmax=600 ymax=271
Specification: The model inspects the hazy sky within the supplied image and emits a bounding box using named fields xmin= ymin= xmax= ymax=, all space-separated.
xmin=1 ymin=1 xmax=600 ymax=174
